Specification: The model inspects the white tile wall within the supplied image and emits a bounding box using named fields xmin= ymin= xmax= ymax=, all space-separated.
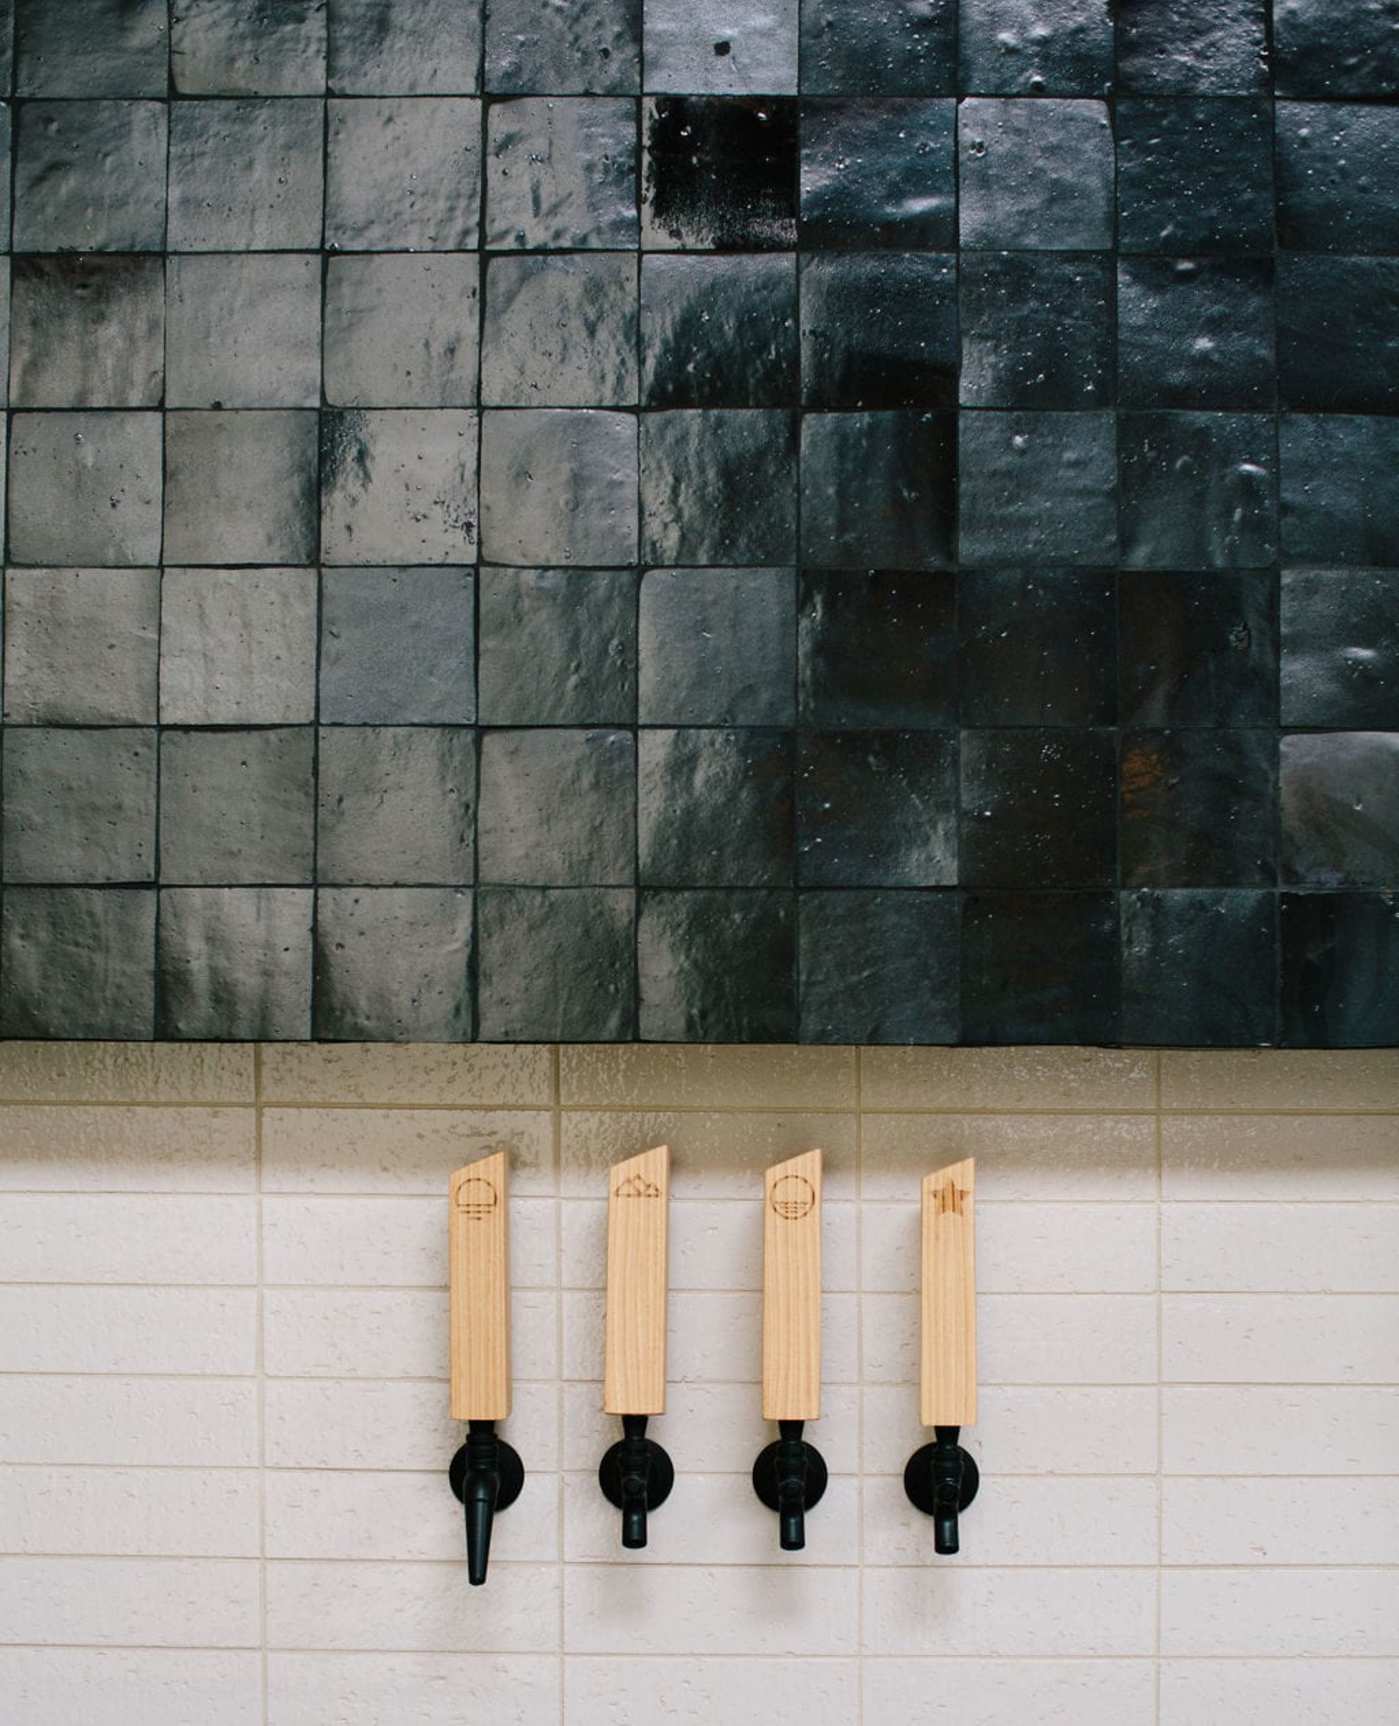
xmin=0 ymin=1042 xmax=1395 ymax=1724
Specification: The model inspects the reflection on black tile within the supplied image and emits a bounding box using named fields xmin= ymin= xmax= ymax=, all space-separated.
xmin=640 ymin=254 xmax=798 ymax=408
xmin=479 ymin=410 xmax=634 ymax=567
xmin=799 ymin=890 xmax=959 ymax=1042
xmin=1274 ymin=0 xmax=1399 ymax=98
xmin=643 ymin=96 xmax=797 ymax=249
xmin=10 ymin=257 xmax=166 ymax=408
xmin=168 ymin=411 xmax=319 ymax=566
xmin=314 ymin=888 xmax=473 ymax=1041
xmin=639 ymin=729 xmax=794 ymax=886
xmin=1278 ymin=257 xmax=1399 ymax=415
xmin=324 ymin=255 xmax=479 ymax=409
xmin=0 ymin=888 xmax=156 ymax=1039
xmin=1122 ymin=889 xmax=1277 ymax=1046
xmin=1281 ymin=571 xmax=1399 ymax=730
xmin=1119 ymin=412 xmax=1277 ymax=570
xmin=477 ymin=889 xmax=636 ymax=1041
xmin=802 ymin=411 xmax=956 ymax=568
xmin=157 ymin=889 xmax=313 ymax=1041
xmin=3 ymin=570 xmax=160 ymax=726
xmin=488 ymin=97 xmax=637 ymax=249
xmin=478 ymin=729 xmax=635 ymax=886
xmin=638 ymin=889 xmax=796 ymax=1040
xmin=1117 ymin=0 xmax=1267 ymax=93
xmin=1280 ymin=416 xmax=1399 ymax=568
xmin=482 ymin=255 xmax=637 ymax=408
xmin=331 ymin=0 xmax=483 ymax=95
xmin=798 ymin=570 xmax=956 ymax=729
xmin=322 ymin=410 xmax=478 ymax=567
xmin=801 ymin=0 xmax=956 ymax=94
xmin=798 ymin=731 xmax=957 ymax=886
xmin=962 ymin=891 xmax=1118 ymax=1044
xmin=961 ymin=728 xmax=1116 ymax=887
xmin=486 ymin=0 xmax=640 ymax=93
xmin=172 ymin=0 xmax=327 ymax=94
xmin=645 ymin=0 xmax=798 ymax=94
xmin=8 ymin=412 xmax=163 ymax=568
xmin=160 ymin=729 xmax=315 ymax=886
xmin=640 ymin=410 xmax=798 ymax=564
xmin=1117 ymin=258 xmax=1275 ymax=411
xmin=801 ymin=99 xmax=956 ymax=248
xmin=167 ymin=99 xmax=324 ymax=250
xmin=960 ymin=571 xmax=1116 ymax=727
xmin=171 ymin=254 xmax=323 ymax=409
xmin=959 ymin=252 xmax=1113 ymax=410
xmin=17 ymin=0 xmax=169 ymax=96
xmin=640 ymin=568 xmax=795 ymax=726
xmin=1281 ymin=732 xmax=1399 ymax=887
xmin=14 ymin=100 xmax=168 ymax=251
xmin=1281 ymin=891 xmax=1399 ymax=1048
xmin=3 ymin=729 xmax=156 ymax=885
xmin=1121 ymin=729 xmax=1278 ymax=887
xmin=958 ymin=411 xmax=1117 ymax=566
xmin=1275 ymin=103 xmax=1399 ymax=255
xmin=801 ymin=252 xmax=957 ymax=409
xmin=1117 ymin=99 xmax=1273 ymax=254
xmin=321 ymin=569 xmax=476 ymax=725
xmin=959 ymin=98 xmax=1113 ymax=249
xmin=318 ymin=728 xmax=475 ymax=886
xmin=328 ymin=97 xmax=482 ymax=250
xmin=480 ymin=568 xmax=636 ymax=725
xmin=959 ymin=0 xmax=1113 ymax=95
xmin=1120 ymin=571 xmax=1278 ymax=728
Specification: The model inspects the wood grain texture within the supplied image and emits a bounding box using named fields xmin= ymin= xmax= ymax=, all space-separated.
xmin=449 ymin=1151 xmax=510 ymax=1421
xmin=920 ymin=1157 xmax=976 ymax=1428
xmin=761 ymin=1148 xmax=822 ymax=1421
xmin=603 ymin=1143 xmax=670 ymax=1415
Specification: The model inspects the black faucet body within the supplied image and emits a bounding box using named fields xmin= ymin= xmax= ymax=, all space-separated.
xmin=449 ymin=1419 xmax=525 ymax=1585
xmin=598 ymin=1412 xmax=675 ymax=1548
xmin=903 ymin=1424 xmax=979 ymax=1554
xmin=753 ymin=1418 xmax=828 ymax=1550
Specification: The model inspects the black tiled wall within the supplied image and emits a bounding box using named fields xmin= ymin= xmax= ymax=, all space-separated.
xmin=1 ymin=0 xmax=1396 ymax=1046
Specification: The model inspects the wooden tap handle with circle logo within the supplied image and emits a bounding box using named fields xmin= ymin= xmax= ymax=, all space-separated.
xmin=449 ymin=1151 xmax=510 ymax=1422
xmin=761 ymin=1149 xmax=822 ymax=1422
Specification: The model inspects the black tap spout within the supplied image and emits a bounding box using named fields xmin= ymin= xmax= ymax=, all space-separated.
xmin=598 ymin=1413 xmax=675 ymax=1549
xmin=752 ymin=1419 xmax=828 ymax=1550
xmin=449 ymin=1420 xmax=525 ymax=1586
xmin=902 ymin=1425 xmax=979 ymax=1555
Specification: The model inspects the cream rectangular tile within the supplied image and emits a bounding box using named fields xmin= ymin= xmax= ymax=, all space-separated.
xmin=563 ymin=1564 xmax=859 ymax=1655
xmin=262 ymin=1288 xmax=557 ymax=1381
xmin=1160 ymin=1660 xmax=1399 ymax=1726
xmin=0 ymin=1557 xmax=260 ymax=1647
xmin=269 ymin=1653 xmax=561 ymax=1726
xmin=260 ymin=1108 xmax=555 ymax=1195
xmin=1163 ymin=1477 xmax=1399 ymax=1565
xmin=260 ymin=1043 xmax=554 ymax=1106
xmin=266 ymin=1561 xmax=561 ymax=1653
xmin=0 ymin=1107 xmax=256 ymax=1192
xmin=0 ymin=1649 xmax=261 ymax=1726
xmin=1162 ymin=1567 xmax=1399 ymax=1657
xmin=1161 ymin=1048 xmax=1399 ymax=1111
xmin=566 ymin=1657 xmax=858 ymax=1726
xmin=0 ymin=1195 xmax=256 ymax=1285
xmin=0 ymin=1466 xmax=260 ymax=1558
xmin=1163 ymin=1294 xmax=1399 ymax=1383
xmin=1163 ymin=1386 xmax=1399 ymax=1475
xmin=559 ymin=1110 xmax=856 ymax=1199
xmin=859 ymin=1114 xmax=1157 ymax=1201
xmin=0 ymin=1288 xmax=256 ymax=1376
xmin=1163 ymin=1203 xmax=1399 ymax=1291
xmin=861 ymin=1475 xmax=1158 ymax=1567
xmin=0 ymin=1044 xmax=254 ymax=1105
xmin=860 ymin=1048 xmax=1156 ymax=1112
xmin=1162 ymin=1114 xmax=1399 ymax=1200
xmin=864 ymin=1659 xmax=1155 ymax=1726
xmin=0 ymin=1377 xmax=259 ymax=1468
xmin=558 ymin=1045 xmax=855 ymax=1110
xmin=861 ymin=1567 xmax=1156 ymax=1657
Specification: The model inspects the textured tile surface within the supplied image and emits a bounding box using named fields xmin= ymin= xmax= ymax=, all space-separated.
xmin=0 ymin=2 xmax=1396 ymax=1046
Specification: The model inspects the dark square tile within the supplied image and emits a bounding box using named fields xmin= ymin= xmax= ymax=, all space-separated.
xmin=1281 ymin=892 xmax=1399 ymax=1048
xmin=960 ymin=727 xmax=1116 ymax=887
xmin=1119 ymin=412 xmax=1277 ymax=570
xmin=14 ymin=100 xmax=167 ymax=250
xmin=798 ymin=889 xmax=959 ymax=1042
xmin=645 ymin=0 xmax=797 ymax=94
xmin=798 ymin=569 xmax=957 ymax=728
xmin=801 ymin=252 xmax=957 ymax=409
xmin=167 ymin=99 xmax=324 ymax=250
xmin=477 ymin=888 xmax=636 ymax=1041
xmin=638 ymin=889 xmax=796 ymax=1039
xmin=1117 ymin=99 xmax=1274 ymax=254
xmin=486 ymin=0 xmax=640 ymax=93
xmin=1117 ymin=0 xmax=1268 ymax=94
xmin=160 ymin=729 xmax=315 ymax=885
xmin=479 ymin=567 xmax=634 ymax=725
xmin=478 ymin=729 xmax=635 ymax=885
xmin=802 ymin=98 xmax=956 ymax=248
xmin=166 ymin=411 xmax=319 ymax=565
xmin=330 ymin=0 xmax=483 ymax=93
xmin=314 ymin=888 xmax=473 ymax=1040
xmin=482 ymin=255 xmax=637 ymax=407
xmin=959 ymin=252 xmax=1112 ymax=409
xmin=959 ymin=0 xmax=1112 ymax=95
xmin=1274 ymin=0 xmax=1399 ymax=98
xmin=1275 ymin=103 xmax=1399 ymax=255
xmin=1278 ymin=256 xmax=1399 ymax=414
xmin=321 ymin=568 xmax=476 ymax=724
xmin=640 ymin=410 xmax=798 ymax=565
xmin=1118 ymin=258 xmax=1275 ymax=411
xmin=958 ymin=411 xmax=1116 ymax=566
xmin=318 ymin=728 xmax=476 ymax=885
xmin=642 ymin=96 xmax=797 ymax=250
xmin=962 ymin=891 xmax=1118 ymax=1043
xmin=16 ymin=0 xmax=168 ymax=96
xmin=327 ymin=97 xmax=481 ymax=250
xmin=640 ymin=254 xmax=799 ymax=408
xmin=1 ymin=889 xmax=156 ymax=1039
xmin=3 ymin=569 xmax=159 ymax=725
xmin=8 ymin=412 xmax=163 ymax=567
xmin=160 ymin=568 xmax=318 ymax=724
xmin=1281 ymin=570 xmax=1399 ymax=729
xmin=172 ymin=0 xmax=327 ymax=94
xmin=9 ymin=256 xmax=165 ymax=408
xmin=1281 ymin=731 xmax=1399 ymax=887
xmin=798 ymin=730 xmax=958 ymax=886
xmin=802 ymin=411 xmax=956 ymax=568
xmin=959 ymin=570 xmax=1116 ymax=726
xmin=1121 ymin=889 xmax=1277 ymax=1045
xmin=168 ymin=254 xmax=322 ymax=409
xmin=1120 ymin=571 xmax=1278 ymax=728
xmin=639 ymin=729 xmax=794 ymax=886
xmin=324 ymin=254 xmax=479 ymax=409
xmin=323 ymin=410 xmax=479 ymax=565
xmin=3 ymin=729 xmax=156 ymax=884
xmin=487 ymin=97 xmax=636 ymax=249
xmin=1281 ymin=416 xmax=1399 ymax=567
xmin=157 ymin=888 xmax=314 ymax=1040
xmin=801 ymin=0 xmax=956 ymax=94
xmin=958 ymin=98 xmax=1112 ymax=249
xmin=1121 ymin=729 xmax=1278 ymax=886
xmin=480 ymin=410 xmax=636 ymax=566
xmin=639 ymin=567 xmax=795 ymax=725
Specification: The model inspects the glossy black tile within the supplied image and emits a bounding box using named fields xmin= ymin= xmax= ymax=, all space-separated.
xmin=962 ymin=891 xmax=1119 ymax=1043
xmin=1 ymin=889 xmax=156 ymax=1040
xmin=640 ymin=410 xmax=799 ymax=564
xmin=172 ymin=0 xmax=327 ymax=95
xmin=959 ymin=0 xmax=1112 ymax=96
xmin=1116 ymin=0 xmax=1268 ymax=94
xmin=642 ymin=96 xmax=798 ymax=249
xmin=167 ymin=99 xmax=324 ymax=250
xmin=802 ymin=99 xmax=956 ymax=248
xmin=1121 ymin=889 xmax=1278 ymax=1046
xmin=800 ymin=252 xmax=958 ymax=409
xmin=330 ymin=0 xmax=483 ymax=95
xmin=159 ymin=568 xmax=318 ymax=725
xmin=157 ymin=889 xmax=314 ymax=1041
xmin=1280 ymin=891 xmax=1399 ymax=1047
xmin=1273 ymin=0 xmax=1399 ymax=98
xmin=486 ymin=0 xmax=641 ymax=93
xmin=802 ymin=411 xmax=957 ymax=568
xmin=1281 ymin=731 xmax=1399 ymax=887
xmin=958 ymin=411 xmax=1117 ymax=566
xmin=169 ymin=254 xmax=322 ymax=409
xmin=8 ymin=412 xmax=164 ymax=568
xmin=9 ymin=257 xmax=166 ymax=409
xmin=314 ymin=888 xmax=474 ymax=1041
xmin=1119 ymin=412 xmax=1277 ymax=570
xmin=798 ymin=570 xmax=957 ymax=729
xmin=1275 ymin=103 xmax=1399 ymax=255
xmin=159 ymin=729 xmax=316 ymax=887
xmin=798 ymin=889 xmax=960 ymax=1042
xmin=1119 ymin=571 xmax=1279 ymax=728
xmin=1121 ymin=729 xmax=1278 ymax=887
xmin=797 ymin=730 xmax=958 ymax=886
xmin=639 ymin=728 xmax=795 ymax=886
xmin=16 ymin=0 xmax=169 ymax=97
xmin=318 ymin=728 xmax=476 ymax=886
xmin=801 ymin=0 xmax=956 ymax=95
xmin=323 ymin=410 xmax=479 ymax=566
xmin=479 ymin=568 xmax=636 ymax=725
xmin=640 ymin=567 xmax=795 ymax=725
xmin=1280 ymin=570 xmax=1399 ymax=730
xmin=477 ymin=888 xmax=637 ymax=1041
xmin=482 ymin=255 xmax=636 ymax=408
xmin=1116 ymin=98 xmax=1273 ymax=254
xmin=3 ymin=729 xmax=157 ymax=885
xmin=1280 ymin=415 xmax=1399 ymax=568
xmin=167 ymin=411 xmax=319 ymax=567
xmin=1117 ymin=258 xmax=1275 ymax=411
xmin=328 ymin=97 xmax=482 ymax=250
xmin=480 ymin=410 xmax=635 ymax=566
xmin=637 ymin=889 xmax=796 ymax=1039
xmin=959 ymin=98 xmax=1113 ymax=249
xmin=640 ymin=254 xmax=799 ymax=408
xmin=1278 ymin=256 xmax=1399 ymax=414
xmin=959 ymin=252 xmax=1113 ymax=409
xmin=14 ymin=100 xmax=168 ymax=251
xmin=959 ymin=571 xmax=1116 ymax=726
xmin=477 ymin=728 xmax=636 ymax=886
xmin=961 ymin=727 xmax=1116 ymax=887
xmin=321 ymin=568 xmax=477 ymax=726
xmin=325 ymin=255 xmax=480 ymax=409
xmin=645 ymin=0 xmax=798 ymax=93
xmin=2 ymin=570 xmax=160 ymax=727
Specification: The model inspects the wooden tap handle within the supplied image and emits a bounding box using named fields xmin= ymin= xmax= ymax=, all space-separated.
xmin=761 ymin=1149 xmax=822 ymax=1422
xmin=449 ymin=1151 xmax=510 ymax=1421
xmin=920 ymin=1158 xmax=976 ymax=1428
xmin=603 ymin=1144 xmax=670 ymax=1416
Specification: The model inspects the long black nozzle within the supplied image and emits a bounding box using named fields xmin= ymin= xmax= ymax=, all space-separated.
xmin=449 ymin=1420 xmax=525 ymax=1587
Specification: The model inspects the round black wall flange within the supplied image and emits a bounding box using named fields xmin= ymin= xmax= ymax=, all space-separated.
xmin=752 ymin=1438 xmax=828 ymax=1514
xmin=450 ymin=1437 xmax=525 ymax=1513
xmin=903 ymin=1442 xmax=979 ymax=1516
xmin=598 ymin=1437 xmax=675 ymax=1512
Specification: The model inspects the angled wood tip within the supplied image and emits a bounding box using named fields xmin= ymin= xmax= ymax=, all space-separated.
xmin=611 ymin=1142 xmax=669 ymax=1180
xmin=767 ymin=1147 xmax=822 ymax=1178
